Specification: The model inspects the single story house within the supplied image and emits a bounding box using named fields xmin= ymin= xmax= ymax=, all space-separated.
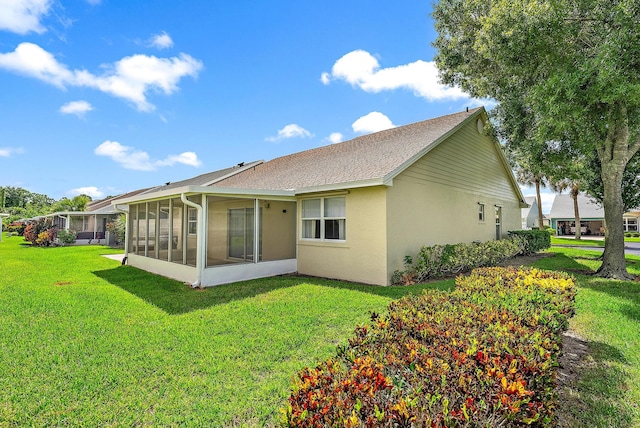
xmin=550 ymin=193 xmax=640 ymax=236
xmin=44 ymin=189 xmax=149 ymax=244
xmin=112 ymin=107 xmax=527 ymax=286
xmin=0 ymin=213 xmax=8 ymax=242
xmin=549 ymin=193 xmax=605 ymax=236
xmin=521 ymin=196 xmax=549 ymax=229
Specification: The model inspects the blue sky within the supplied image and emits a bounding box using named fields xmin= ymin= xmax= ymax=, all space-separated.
xmin=0 ymin=0 xmax=551 ymax=210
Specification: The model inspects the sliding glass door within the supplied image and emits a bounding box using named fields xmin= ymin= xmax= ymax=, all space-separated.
xmin=228 ymin=208 xmax=254 ymax=261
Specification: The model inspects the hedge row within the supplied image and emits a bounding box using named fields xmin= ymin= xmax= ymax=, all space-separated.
xmin=507 ymin=230 xmax=551 ymax=255
xmin=283 ymin=267 xmax=575 ymax=427
xmin=393 ymin=231 xmax=551 ymax=284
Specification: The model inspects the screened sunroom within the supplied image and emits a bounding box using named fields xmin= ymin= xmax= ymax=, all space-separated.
xmin=125 ymin=192 xmax=297 ymax=286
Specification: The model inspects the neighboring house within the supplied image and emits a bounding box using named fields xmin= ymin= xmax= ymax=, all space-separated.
xmin=549 ymin=193 xmax=605 ymax=236
xmin=44 ymin=189 xmax=149 ymax=244
xmin=521 ymin=197 xmax=550 ymax=229
xmin=550 ymin=193 xmax=640 ymax=236
xmin=0 ymin=213 xmax=8 ymax=242
xmin=113 ymin=107 xmax=527 ymax=286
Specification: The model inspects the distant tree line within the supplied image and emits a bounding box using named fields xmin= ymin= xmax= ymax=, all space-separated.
xmin=1 ymin=186 xmax=93 ymax=225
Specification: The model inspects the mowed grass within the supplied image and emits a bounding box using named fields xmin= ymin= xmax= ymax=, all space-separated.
xmin=0 ymin=234 xmax=453 ymax=426
xmin=533 ymin=247 xmax=640 ymax=427
xmin=550 ymin=236 xmax=605 ymax=247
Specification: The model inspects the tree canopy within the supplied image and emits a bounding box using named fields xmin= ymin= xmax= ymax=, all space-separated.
xmin=433 ymin=0 xmax=640 ymax=279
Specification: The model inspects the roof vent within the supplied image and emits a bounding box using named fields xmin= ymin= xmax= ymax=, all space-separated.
xmin=165 ymin=182 xmax=171 ymax=186
xmin=237 ymin=162 xmax=245 ymax=167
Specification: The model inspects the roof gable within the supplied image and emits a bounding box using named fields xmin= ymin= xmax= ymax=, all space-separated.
xmin=213 ymin=108 xmax=486 ymax=192
xmin=549 ymin=193 xmax=605 ymax=219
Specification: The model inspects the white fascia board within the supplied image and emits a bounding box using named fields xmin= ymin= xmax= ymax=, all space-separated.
xmin=383 ymin=108 xmax=485 ymax=185
xmin=111 ymin=186 xmax=296 ymax=206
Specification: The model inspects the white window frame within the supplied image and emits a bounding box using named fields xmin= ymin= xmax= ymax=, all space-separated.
xmin=301 ymin=197 xmax=346 ymax=241
xmin=187 ymin=207 xmax=197 ymax=235
xmin=478 ymin=203 xmax=485 ymax=222
xmin=624 ymin=217 xmax=638 ymax=232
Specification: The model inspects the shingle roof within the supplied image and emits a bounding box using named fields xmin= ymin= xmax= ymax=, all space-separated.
xmin=137 ymin=160 xmax=263 ymax=197
xmin=212 ymin=108 xmax=483 ymax=192
xmin=549 ymin=193 xmax=604 ymax=219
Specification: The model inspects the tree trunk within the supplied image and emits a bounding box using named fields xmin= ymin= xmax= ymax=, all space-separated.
xmin=535 ymin=179 xmax=545 ymax=231
xmin=572 ymin=189 xmax=581 ymax=240
xmin=596 ymin=106 xmax=636 ymax=280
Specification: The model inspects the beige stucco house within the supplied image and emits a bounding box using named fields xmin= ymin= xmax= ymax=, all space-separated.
xmin=112 ymin=107 xmax=527 ymax=286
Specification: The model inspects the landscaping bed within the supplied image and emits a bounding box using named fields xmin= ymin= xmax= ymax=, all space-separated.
xmin=284 ymin=267 xmax=576 ymax=427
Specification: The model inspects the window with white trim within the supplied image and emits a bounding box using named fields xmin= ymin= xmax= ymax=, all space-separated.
xmin=302 ymin=197 xmax=346 ymax=240
xmin=478 ymin=203 xmax=485 ymax=222
xmin=624 ymin=217 xmax=638 ymax=232
xmin=187 ymin=207 xmax=197 ymax=235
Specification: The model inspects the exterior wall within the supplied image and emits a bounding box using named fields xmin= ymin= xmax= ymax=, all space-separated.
xmin=261 ymin=200 xmax=296 ymax=261
xmin=386 ymin=118 xmax=521 ymax=282
xmin=296 ymin=187 xmax=388 ymax=285
xmin=127 ymin=253 xmax=198 ymax=284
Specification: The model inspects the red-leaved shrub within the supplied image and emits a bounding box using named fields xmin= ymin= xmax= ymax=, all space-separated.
xmin=283 ymin=267 xmax=575 ymax=427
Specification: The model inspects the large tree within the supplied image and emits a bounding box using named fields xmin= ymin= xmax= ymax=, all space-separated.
xmin=433 ymin=0 xmax=640 ymax=279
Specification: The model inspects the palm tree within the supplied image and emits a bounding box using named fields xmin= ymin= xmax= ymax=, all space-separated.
xmin=515 ymin=166 xmax=547 ymax=231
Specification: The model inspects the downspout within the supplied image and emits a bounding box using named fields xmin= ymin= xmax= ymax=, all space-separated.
xmin=114 ymin=205 xmax=129 ymax=258
xmin=181 ymin=193 xmax=204 ymax=288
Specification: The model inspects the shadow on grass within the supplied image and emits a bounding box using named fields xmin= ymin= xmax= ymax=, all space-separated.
xmin=93 ymin=266 xmax=454 ymax=315
xmin=561 ymin=340 xmax=634 ymax=427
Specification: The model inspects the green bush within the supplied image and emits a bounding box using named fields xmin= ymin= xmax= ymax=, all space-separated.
xmin=624 ymin=232 xmax=632 ymax=237
xmin=633 ymin=232 xmax=640 ymax=238
xmin=283 ymin=267 xmax=576 ymax=427
xmin=392 ymin=236 xmax=526 ymax=284
xmin=508 ymin=230 xmax=551 ymax=255
xmin=57 ymin=229 xmax=76 ymax=244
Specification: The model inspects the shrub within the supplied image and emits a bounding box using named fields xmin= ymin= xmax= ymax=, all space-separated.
xmin=57 ymin=228 xmax=76 ymax=244
xmin=625 ymin=232 xmax=632 ymax=238
xmin=508 ymin=230 xmax=551 ymax=255
xmin=23 ymin=218 xmax=57 ymax=246
xmin=106 ymin=214 xmax=126 ymax=245
xmin=393 ymin=236 xmax=526 ymax=284
xmin=6 ymin=221 xmax=26 ymax=235
xmin=283 ymin=267 xmax=576 ymax=427
xmin=633 ymin=232 xmax=640 ymax=238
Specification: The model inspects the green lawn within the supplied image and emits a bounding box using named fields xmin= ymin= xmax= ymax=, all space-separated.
xmin=533 ymin=248 xmax=640 ymax=427
xmin=1 ymin=234 xmax=639 ymax=426
xmin=551 ymin=236 xmax=605 ymax=247
xmin=551 ymin=235 xmax=640 ymax=246
xmin=0 ymin=234 xmax=452 ymax=426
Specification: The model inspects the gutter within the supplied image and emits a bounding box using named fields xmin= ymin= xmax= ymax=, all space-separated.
xmin=114 ymin=204 xmax=129 ymax=261
xmin=180 ymin=193 xmax=204 ymax=288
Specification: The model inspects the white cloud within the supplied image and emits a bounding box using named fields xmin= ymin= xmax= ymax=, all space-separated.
xmin=149 ymin=31 xmax=174 ymax=50
xmin=59 ymin=100 xmax=93 ymax=117
xmin=352 ymin=112 xmax=396 ymax=134
xmin=322 ymin=49 xmax=467 ymax=101
xmin=94 ymin=141 xmax=201 ymax=171
xmin=266 ymin=124 xmax=313 ymax=142
xmin=0 ymin=0 xmax=52 ymax=35
xmin=326 ymin=132 xmax=344 ymax=144
xmin=0 ymin=42 xmax=203 ymax=111
xmin=69 ymin=186 xmax=104 ymax=198
xmin=0 ymin=147 xmax=25 ymax=157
